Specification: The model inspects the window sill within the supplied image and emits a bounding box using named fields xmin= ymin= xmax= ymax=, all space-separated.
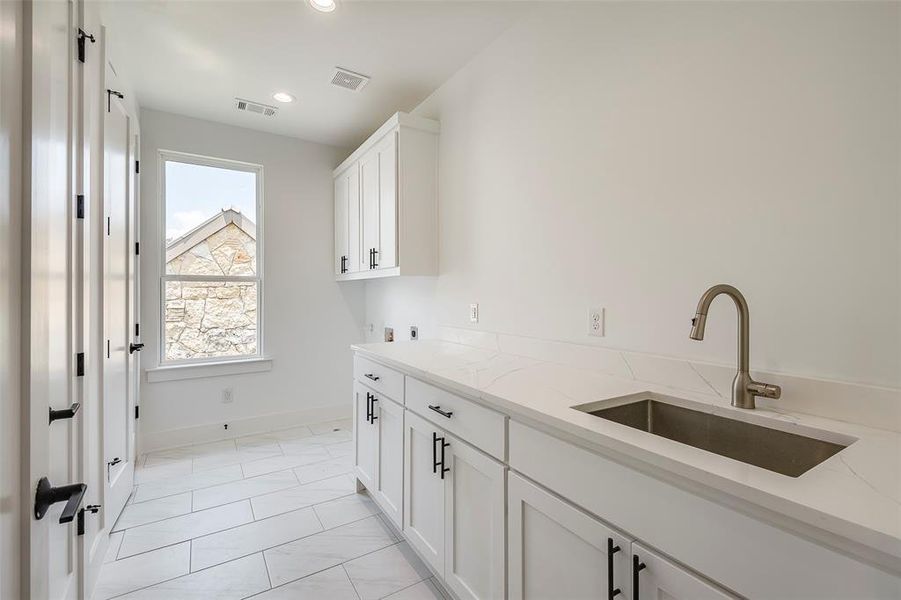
xmin=145 ymin=357 xmax=273 ymax=383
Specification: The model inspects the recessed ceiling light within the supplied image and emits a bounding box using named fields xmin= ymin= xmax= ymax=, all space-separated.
xmin=272 ymin=92 xmax=295 ymax=103
xmin=309 ymin=0 xmax=335 ymax=12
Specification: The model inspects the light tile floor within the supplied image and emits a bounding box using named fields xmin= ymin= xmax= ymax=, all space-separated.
xmin=94 ymin=419 xmax=447 ymax=600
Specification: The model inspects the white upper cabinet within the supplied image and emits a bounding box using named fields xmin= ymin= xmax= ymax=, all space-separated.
xmin=334 ymin=112 xmax=439 ymax=281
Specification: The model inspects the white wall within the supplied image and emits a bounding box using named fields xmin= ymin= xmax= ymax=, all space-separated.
xmin=140 ymin=109 xmax=365 ymax=447
xmin=366 ymin=1 xmax=901 ymax=389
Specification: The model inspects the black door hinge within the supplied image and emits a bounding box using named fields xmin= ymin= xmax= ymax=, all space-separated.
xmin=135 ymin=323 xmax=140 ymax=337
xmin=106 ymin=216 xmax=110 ymax=236
xmin=135 ymin=241 xmax=140 ymax=255
xmin=135 ymin=160 xmax=140 ymax=174
xmin=76 ymin=353 xmax=84 ymax=377
xmin=76 ymin=194 xmax=84 ymax=219
xmin=77 ymin=29 xmax=95 ymax=64
xmin=106 ymin=339 xmax=110 ymax=359
xmin=106 ymin=89 xmax=124 ymax=112
xmin=135 ymin=405 xmax=140 ymax=420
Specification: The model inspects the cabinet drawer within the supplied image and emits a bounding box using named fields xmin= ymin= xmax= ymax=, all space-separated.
xmin=405 ymin=377 xmax=506 ymax=460
xmin=354 ymin=354 xmax=404 ymax=402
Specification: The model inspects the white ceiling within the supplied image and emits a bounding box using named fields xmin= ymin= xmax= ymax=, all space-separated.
xmin=99 ymin=1 xmax=528 ymax=149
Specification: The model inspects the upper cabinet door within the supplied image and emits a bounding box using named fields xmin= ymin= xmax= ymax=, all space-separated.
xmin=335 ymin=167 xmax=361 ymax=274
xmin=508 ymin=472 xmax=631 ymax=600
xmin=334 ymin=174 xmax=349 ymax=276
xmin=360 ymin=145 xmax=381 ymax=272
xmin=632 ymin=543 xmax=735 ymax=600
xmin=376 ymin=132 xmax=397 ymax=269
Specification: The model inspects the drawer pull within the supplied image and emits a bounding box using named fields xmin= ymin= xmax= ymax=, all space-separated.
xmin=607 ymin=538 xmax=621 ymax=599
xmin=632 ymin=554 xmax=646 ymax=600
xmin=428 ymin=405 xmax=453 ymax=419
xmin=364 ymin=373 xmax=380 ymax=382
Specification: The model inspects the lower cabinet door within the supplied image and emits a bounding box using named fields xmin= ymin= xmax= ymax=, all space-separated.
xmin=403 ymin=410 xmax=446 ymax=575
xmin=632 ymin=543 xmax=735 ymax=600
xmin=508 ymin=472 xmax=631 ymax=600
xmin=375 ymin=394 xmax=404 ymax=528
xmin=444 ymin=434 xmax=506 ymax=600
xmin=354 ymin=381 xmax=378 ymax=490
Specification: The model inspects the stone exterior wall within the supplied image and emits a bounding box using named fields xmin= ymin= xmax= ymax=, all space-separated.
xmin=165 ymin=222 xmax=258 ymax=361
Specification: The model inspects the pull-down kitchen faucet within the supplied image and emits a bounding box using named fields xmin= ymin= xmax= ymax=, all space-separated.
xmin=689 ymin=284 xmax=781 ymax=409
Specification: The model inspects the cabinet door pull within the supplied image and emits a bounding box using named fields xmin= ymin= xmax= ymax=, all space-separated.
xmin=607 ymin=538 xmax=621 ymax=599
xmin=432 ymin=431 xmax=440 ymax=474
xmin=364 ymin=373 xmax=380 ymax=382
xmin=365 ymin=392 xmax=372 ymax=423
xmin=632 ymin=554 xmax=646 ymax=600
xmin=427 ymin=405 xmax=453 ymax=419
xmin=370 ymin=396 xmax=378 ymax=423
xmin=440 ymin=437 xmax=450 ymax=480
xmin=371 ymin=248 xmax=378 ymax=268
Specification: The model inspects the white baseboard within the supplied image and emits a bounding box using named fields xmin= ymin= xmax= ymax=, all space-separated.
xmin=138 ymin=404 xmax=352 ymax=454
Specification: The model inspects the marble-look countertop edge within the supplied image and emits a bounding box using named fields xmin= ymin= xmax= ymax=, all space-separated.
xmin=351 ymin=342 xmax=901 ymax=568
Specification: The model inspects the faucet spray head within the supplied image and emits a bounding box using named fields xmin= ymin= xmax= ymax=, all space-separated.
xmin=689 ymin=313 xmax=707 ymax=340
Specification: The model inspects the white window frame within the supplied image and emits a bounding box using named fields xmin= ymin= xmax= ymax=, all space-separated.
xmin=158 ymin=150 xmax=264 ymax=366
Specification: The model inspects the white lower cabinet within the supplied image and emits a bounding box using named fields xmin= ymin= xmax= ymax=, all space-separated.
xmin=444 ymin=435 xmax=506 ymax=600
xmin=354 ymin=381 xmax=404 ymax=528
xmin=403 ymin=410 xmax=506 ymax=600
xmin=374 ymin=389 xmax=404 ymax=527
xmin=353 ymin=381 xmax=377 ymax=490
xmin=403 ymin=410 xmax=446 ymax=573
xmin=508 ymin=472 xmax=631 ymax=600
xmin=632 ymin=542 xmax=734 ymax=600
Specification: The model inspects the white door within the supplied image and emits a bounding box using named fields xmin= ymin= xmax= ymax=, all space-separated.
xmin=444 ymin=434 xmax=506 ymax=600
xmin=353 ymin=381 xmax=378 ymax=490
xmin=128 ymin=130 xmax=141 ymax=462
xmin=25 ymin=0 xmax=83 ymax=598
xmin=508 ymin=472 xmax=631 ymax=600
xmin=632 ymin=543 xmax=735 ymax=600
xmin=334 ymin=173 xmax=349 ymax=275
xmin=375 ymin=132 xmax=397 ymax=270
xmin=374 ymin=394 xmax=404 ymax=528
xmin=360 ymin=146 xmax=380 ymax=271
xmin=403 ymin=410 xmax=446 ymax=576
xmin=102 ymin=86 xmax=134 ymax=523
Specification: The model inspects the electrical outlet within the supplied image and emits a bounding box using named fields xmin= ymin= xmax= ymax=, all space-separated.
xmin=410 ymin=326 xmax=419 ymax=341
xmin=469 ymin=303 xmax=479 ymax=323
xmin=222 ymin=388 xmax=234 ymax=403
xmin=588 ymin=307 xmax=605 ymax=337
xmin=384 ymin=327 xmax=394 ymax=342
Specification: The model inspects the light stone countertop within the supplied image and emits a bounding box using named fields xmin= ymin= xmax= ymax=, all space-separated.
xmin=352 ymin=339 xmax=901 ymax=569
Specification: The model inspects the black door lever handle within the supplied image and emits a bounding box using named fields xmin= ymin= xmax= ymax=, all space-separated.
xmin=49 ymin=402 xmax=81 ymax=424
xmin=34 ymin=477 xmax=87 ymax=523
xmin=129 ymin=342 xmax=144 ymax=354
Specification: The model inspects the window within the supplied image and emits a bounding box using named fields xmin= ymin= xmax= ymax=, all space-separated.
xmin=160 ymin=151 xmax=263 ymax=364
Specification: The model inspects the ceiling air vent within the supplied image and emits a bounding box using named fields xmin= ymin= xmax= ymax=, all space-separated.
xmin=235 ymin=98 xmax=278 ymax=117
xmin=331 ymin=67 xmax=370 ymax=92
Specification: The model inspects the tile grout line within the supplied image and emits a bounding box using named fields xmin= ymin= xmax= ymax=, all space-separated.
xmin=341 ymin=563 xmax=363 ymax=600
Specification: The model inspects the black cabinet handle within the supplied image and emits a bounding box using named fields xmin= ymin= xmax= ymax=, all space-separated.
xmin=77 ymin=504 xmax=101 ymax=536
xmin=370 ymin=396 xmax=378 ymax=423
xmin=632 ymin=554 xmax=646 ymax=600
xmin=428 ymin=405 xmax=453 ymax=419
xmin=371 ymin=248 xmax=378 ymax=268
xmin=364 ymin=373 xmax=380 ymax=382
xmin=365 ymin=392 xmax=372 ymax=423
xmin=439 ymin=437 xmax=450 ymax=479
xmin=608 ymin=538 xmax=621 ymax=599
xmin=129 ymin=343 xmax=144 ymax=354
xmin=340 ymin=255 xmax=347 ymax=274
xmin=49 ymin=402 xmax=81 ymax=424
xmin=432 ymin=431 xmax=440 ymax=474
xmin=368 ymin=248 xmax=373 ymax=269
xmin=34 ymin=477 xmax=87 ymax=523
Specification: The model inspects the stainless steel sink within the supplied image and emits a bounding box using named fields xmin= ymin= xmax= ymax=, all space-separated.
xmin=576 ymin=397 xmax=851 ymax=477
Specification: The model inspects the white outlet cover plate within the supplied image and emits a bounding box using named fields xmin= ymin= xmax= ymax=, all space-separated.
xmin=469 ymin=303 xmax=479 ymax=323
xmin=588 ymin=307 xmax=605 ymax=337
